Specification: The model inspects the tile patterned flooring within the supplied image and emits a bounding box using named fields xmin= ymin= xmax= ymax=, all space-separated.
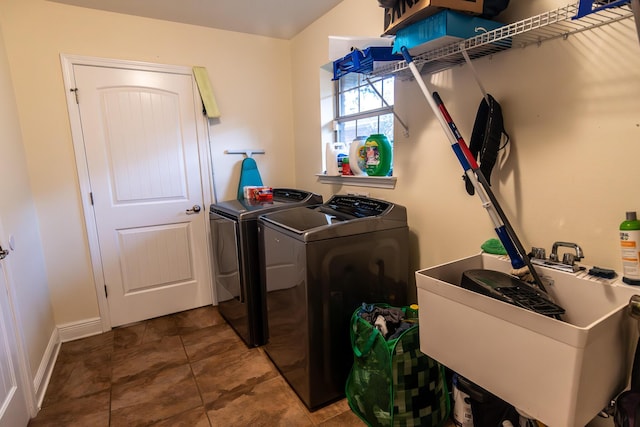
xmin=28 ymin=306 xmax=366 ymax=426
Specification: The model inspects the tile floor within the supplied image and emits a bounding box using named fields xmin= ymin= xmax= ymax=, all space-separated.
xmin=27 ymin=305 xmax=367 ymax=427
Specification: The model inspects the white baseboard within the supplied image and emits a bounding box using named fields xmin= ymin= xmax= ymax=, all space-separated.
xmin=57 ymin=317 xmax=103 ymax=342
xmin=32 ymin=317 xmax=104 ymax=408
xmin=33 ymin=328 xmax=60 ymax=409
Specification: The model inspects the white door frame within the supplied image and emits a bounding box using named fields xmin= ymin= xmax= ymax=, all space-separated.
xmin=0 ymin=221 xmax=37 ymax=419
xmin=60 ymin=54 xmax=215 ymax=331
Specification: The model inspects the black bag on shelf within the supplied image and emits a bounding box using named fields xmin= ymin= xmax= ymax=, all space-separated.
xmin=376 ymin=0 xmax=510 ymax=19
xmin=481 ymin=0 xmax=510 ymax=18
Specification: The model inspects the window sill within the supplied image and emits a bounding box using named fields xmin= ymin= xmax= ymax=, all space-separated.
xmin=315 ymin=174 xmax=397 ymax=189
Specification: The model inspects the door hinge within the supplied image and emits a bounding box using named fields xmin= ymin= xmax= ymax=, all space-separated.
xmin=70 ymin=88 xmax=79 ymax=104
xmin=104 ymin=284 xmax=108 ymax=298
xmin=89 ymin=192 xmax=94 ymax=205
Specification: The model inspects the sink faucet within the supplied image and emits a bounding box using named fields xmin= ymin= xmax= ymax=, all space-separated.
xmin=550 ymin=241 xmax=584 ymax=264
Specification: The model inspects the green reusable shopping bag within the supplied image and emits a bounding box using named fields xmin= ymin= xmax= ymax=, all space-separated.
xmin=345 ymin=304 xmax=449 ymax=427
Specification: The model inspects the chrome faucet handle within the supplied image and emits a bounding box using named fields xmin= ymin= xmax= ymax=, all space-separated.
xmin=531 ymin=247 xmax=546 ymax=259
xmin=551 ymin=241 xmax=584 ymax=262
xmin=629 ymin=295 xmax=640 ymax=319
xmin=562 ymin=252 xmax=576 ymax=266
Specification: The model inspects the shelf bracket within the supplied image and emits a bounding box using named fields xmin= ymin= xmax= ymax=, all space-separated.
xmin=364 ymin=77 xmax=410 ymax=137
xmin=225 ymin=149 xmax=265 ymax=158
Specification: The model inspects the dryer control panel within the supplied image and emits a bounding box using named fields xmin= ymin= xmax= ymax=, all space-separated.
xmin=326 ymin=195 xmax=391 ymax=218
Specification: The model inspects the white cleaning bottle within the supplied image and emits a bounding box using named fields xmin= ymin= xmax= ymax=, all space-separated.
xmin=349 ymin=136 xmax=368 ymax=176
xmin=452 ymin=374 xmax=473 ymax=427
xmin=325 ymin=142 xmax=347 ymax=176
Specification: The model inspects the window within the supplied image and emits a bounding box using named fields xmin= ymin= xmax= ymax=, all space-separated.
xmin=317 ymin=64 xmax=397 ymax=189
xmin=334 ymin=74 xmax=395 ymax=146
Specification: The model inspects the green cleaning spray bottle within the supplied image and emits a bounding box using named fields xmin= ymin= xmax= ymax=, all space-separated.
xmin=620 ymin=211 xmax=640 ymax=285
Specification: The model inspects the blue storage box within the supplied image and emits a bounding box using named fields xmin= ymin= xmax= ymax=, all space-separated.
xmin=392 ymin=10 xmax=506 ymax=56
xmin=332 ymin=46 xmax=403 ymax=80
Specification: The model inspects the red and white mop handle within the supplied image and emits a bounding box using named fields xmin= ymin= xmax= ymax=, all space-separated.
xmin=399 ymin=46 xmax=526 ymax=271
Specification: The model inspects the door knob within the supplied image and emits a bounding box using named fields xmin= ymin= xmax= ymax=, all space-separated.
xmin=0 ymin=246 xmax=9 ymax=260
xmin=186 ymin=204 xmax=201 ymax=215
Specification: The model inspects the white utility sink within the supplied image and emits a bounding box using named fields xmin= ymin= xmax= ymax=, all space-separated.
xmin=416 ymin=253 xmax=639 ymax=427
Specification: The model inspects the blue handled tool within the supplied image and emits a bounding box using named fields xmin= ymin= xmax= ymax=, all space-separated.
xmin=399 ymin=46 xmax=547 ymax=293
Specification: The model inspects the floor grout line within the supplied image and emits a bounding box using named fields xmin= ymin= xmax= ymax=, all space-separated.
xmin=28 ymin=306 xmax=365 ymax=427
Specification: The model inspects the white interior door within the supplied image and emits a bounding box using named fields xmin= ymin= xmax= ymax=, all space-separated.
xmin=71 ymin=63 xmax=212 ymax=327
xmin=0 ymin=251 xmax=29 ymax=427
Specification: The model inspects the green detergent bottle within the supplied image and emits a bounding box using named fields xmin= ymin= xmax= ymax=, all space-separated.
xmin=364 ymin=134 xmax=392 ymax=176
xmin=621 ymin=211 xmax=640 ymax=285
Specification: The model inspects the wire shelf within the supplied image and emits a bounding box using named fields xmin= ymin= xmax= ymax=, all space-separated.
xmin=371 ymin=1 xmax=635 ymax=78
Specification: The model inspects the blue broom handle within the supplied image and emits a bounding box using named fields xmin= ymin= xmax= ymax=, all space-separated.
xmin=400 ymin=47 xmax=526 ymax=269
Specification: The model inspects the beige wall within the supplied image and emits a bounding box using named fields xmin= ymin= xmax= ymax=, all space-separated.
xmin=291 ymin=0 xmax=385 ymax=193
xmin=292 ymin=0 xmax=640 ymax=286
xmin=1 ymin=0 xmax=639 ymax=372
xmin=0 ymin=0 xmax=297 ymax=325
xmin=0 ymin=20 xmax=55 ymax=381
